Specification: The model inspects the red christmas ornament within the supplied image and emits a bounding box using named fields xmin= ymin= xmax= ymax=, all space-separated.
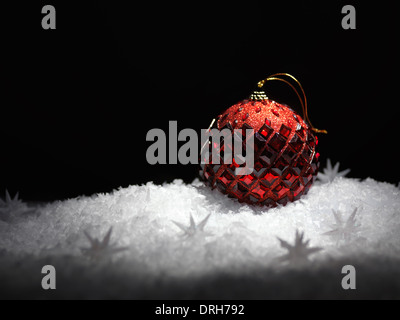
xmin=199 ymin=73 xmax=327 ymax=208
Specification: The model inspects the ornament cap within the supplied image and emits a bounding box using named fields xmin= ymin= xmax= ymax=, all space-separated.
xmin=249 ymin=90 xmax=268 ymax=101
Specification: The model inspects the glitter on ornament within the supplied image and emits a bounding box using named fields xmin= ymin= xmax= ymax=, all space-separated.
xmin=200 ymin=73 xmax=327 ymax=207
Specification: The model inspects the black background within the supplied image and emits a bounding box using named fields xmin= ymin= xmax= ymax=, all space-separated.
xmin=1 ymin=1 xmax=398 ymax=201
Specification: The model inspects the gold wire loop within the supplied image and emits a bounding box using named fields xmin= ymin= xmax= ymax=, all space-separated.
xmin=257 ymin=73 xmax=327 ymax=134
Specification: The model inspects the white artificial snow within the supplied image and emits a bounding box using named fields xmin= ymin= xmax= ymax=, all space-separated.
xmin=1 ymin=177 xmax=400 ymax=298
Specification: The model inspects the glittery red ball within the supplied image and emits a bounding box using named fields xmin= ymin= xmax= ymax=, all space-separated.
xmin=199 ymin=98 xmax=320 ymax=207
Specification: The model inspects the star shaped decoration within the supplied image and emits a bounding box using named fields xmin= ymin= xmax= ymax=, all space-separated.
xmin=277 ymin=230 xmax=322 ymax=266
xmin=172 ymin=213 xmax=212 ymax=237
xmin=323 ymin=208 xmax=360 ymax=242
xmin=81 ymin=227 xmax=127 ymax=261
xmin=0 ymin=190 xmax=30 ymax=222
xmin=0 ymin=190 xmax=24 ymax=208
xmin=317 ymin=158 xmax=350 ymax=183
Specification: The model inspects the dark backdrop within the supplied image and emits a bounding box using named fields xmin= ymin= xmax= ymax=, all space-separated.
xmin=1 ymin=1 xmax=398 ymax=201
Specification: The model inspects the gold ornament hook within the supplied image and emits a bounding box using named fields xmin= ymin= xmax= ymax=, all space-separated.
xmin=257 ymin=73 xmax=327 ymax=134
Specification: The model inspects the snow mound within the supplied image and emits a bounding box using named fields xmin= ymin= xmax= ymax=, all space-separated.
xmin=1 ymin=177 xmax=400 ymax=299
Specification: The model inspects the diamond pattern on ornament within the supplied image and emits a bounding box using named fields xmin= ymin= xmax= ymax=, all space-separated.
xmin=200 ymin=98 xmax=319 ymax=207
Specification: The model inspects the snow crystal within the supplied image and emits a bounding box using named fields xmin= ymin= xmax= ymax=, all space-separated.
xmin=323 ymin=208 xmax=361 ymax=244
xmin=1 ymin=177 xmax=400 ymax=298
xmin=81 ymin=227 xmax=127 ymax=261
xmin=317 ymin=158 xmax=351 ymax=183
xmin=276 ymin=230 xmax=322 ymax=267
xmin=172 ymin=213 xmax=212 ymax=238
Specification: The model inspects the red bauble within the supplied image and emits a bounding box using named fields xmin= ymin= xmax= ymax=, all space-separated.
xmin=199 ymin=84 xmax=320 ymax=208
